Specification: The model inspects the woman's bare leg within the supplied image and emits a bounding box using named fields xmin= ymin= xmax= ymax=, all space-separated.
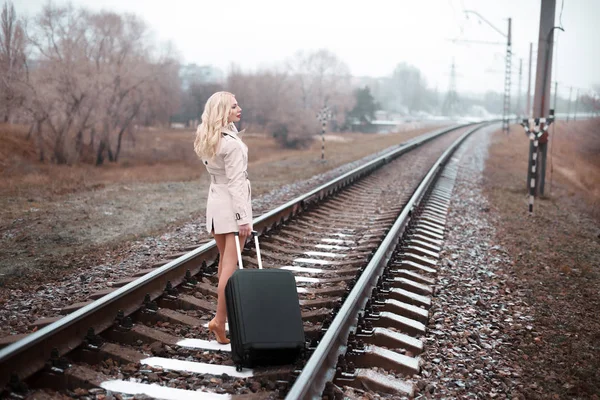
xmin=208 ymin=233 xmax=248 ymax=343
xmin=214 ymin=233 xmax=248 ymax=323
xmin=214 ymin=233 xmax=226 ymax=279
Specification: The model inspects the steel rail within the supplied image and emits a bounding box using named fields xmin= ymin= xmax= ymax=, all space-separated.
xmin=285 ymin=122 xmax=492 ymax=399
xmin=0 ymin=122 xmax=476 ymax=388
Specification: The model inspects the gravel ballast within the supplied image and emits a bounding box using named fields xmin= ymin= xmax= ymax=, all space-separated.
xmin=414 ymin=125 xmax=532 ymax=399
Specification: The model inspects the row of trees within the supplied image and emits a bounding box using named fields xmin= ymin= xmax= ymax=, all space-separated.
xmin=2 ymin=1 xmax=598 ymax=164
xmin=1 ymin=2 xmax=180 ymax=164
xmin=173 ymin=50 xmax=355 ymax=148
xmin=1 ymin=1 xmax=25 ymax=124
xmin=2 ymin=0 xmax=361 ymax=156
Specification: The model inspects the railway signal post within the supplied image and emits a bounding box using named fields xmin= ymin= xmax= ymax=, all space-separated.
xmin=318 ymin=105 xmax=332 ymax=162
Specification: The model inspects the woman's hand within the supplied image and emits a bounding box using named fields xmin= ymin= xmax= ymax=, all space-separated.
xmin=238 ymin=223 xmax=252 ymax=237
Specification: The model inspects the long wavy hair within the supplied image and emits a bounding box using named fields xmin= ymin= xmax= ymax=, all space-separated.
xmin=194 ymin=91 xmax=235 ymax=160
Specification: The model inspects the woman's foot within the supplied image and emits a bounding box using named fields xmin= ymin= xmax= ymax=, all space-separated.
xmin=208 ymin=319 xmax=230 ymax=344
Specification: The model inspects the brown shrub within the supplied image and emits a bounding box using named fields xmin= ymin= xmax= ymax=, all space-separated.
xmin=0 ymin=123 xmax=37 ymax=172
xmin=268 ymin=108 xmax=319 ymax=149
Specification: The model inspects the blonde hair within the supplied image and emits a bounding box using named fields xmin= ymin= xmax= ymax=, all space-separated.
xmin=194 ymin=91 xmax=235 ymax=160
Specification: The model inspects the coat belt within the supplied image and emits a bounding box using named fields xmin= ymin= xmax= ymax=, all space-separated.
xmin=210 ymin=171 xmax=248 ymax=184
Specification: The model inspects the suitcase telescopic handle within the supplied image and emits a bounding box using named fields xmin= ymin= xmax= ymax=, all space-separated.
xmin=234 ymin=231 xmax=263 ymax=270
xmin=253 ymin=231 xmax=264 ymax=269
xmin=234 ymin=232 xmax=244 ymax=270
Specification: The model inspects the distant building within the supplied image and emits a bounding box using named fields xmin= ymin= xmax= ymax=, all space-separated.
xmin=374 ymin=110 xmax=390 ymax=120
xmin=179 ymin=64 xmax=224 ymax=90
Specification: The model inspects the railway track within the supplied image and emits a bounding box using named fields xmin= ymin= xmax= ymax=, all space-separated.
xmin=0 ymin=122 xmax=490 ymax=399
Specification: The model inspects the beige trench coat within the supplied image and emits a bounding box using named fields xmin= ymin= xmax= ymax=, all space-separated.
xmin=201 ymin=123 xmax=252 ymax=234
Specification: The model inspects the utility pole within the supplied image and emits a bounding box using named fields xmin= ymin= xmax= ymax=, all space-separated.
xmin=566 ymin=86 xmax=573 ymax=122
xmin=517 ymin=58 xmax=523 ymax=117
xmin=461 ymin=11 xmax=512 ymax=131
xmin=443 ymin=60 xmax=459 ymax=117
xmin=527 ymin=42 xmax=533 ymax=118
xmin=527 ymin=0 xmax=560 ymax=197
xmin=502 ymin=18 xmax=512 ymax=134
xmin=573 ymin=89 xmax=580 ymax=121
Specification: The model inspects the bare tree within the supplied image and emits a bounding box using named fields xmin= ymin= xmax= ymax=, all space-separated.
xmin=224 ymin=50 xmax=355 ymax=148
xmin=286 ymin=49 xmax=353 ymax=118
xmin=226 ymin=66 xmax=321 ymax=148
xmin=0 ymin=1 xmax=27 ymax=123
xmin=253 ymin=68 xmax=295 ymax=128
xmin=141 ymin=46 xmax=182 ymax=127
xmin=21 ymin=5 xmax=90 ymax=163
xmin=174 ymin=64 xmax=223 ymax=126
xmin=186 ymin=81 xmax=224 ymax=125
xmin=21 ymin=3 xmax=182 ymax=165
xmin=85 ymin=11 xmax=182 ymax=164
xmin=226 ymin=65 xmax=294 ymax=130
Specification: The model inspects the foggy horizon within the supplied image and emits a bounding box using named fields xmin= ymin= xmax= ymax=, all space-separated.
xmin=17 ymin=0 xmax=600 ymax=97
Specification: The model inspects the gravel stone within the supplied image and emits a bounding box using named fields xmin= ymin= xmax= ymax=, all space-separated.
xmin=415 ymin=127 xmax=531 ymax=399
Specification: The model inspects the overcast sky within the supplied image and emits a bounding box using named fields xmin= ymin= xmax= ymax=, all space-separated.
xmin=17 ymin=0 xmax=600 ymax=96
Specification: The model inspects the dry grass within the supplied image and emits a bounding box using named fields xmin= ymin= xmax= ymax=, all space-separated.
xmin=0 ymin=124 xmax=37 ymax=171
xmin=0 ymin=124 xmax=204 ymax=198
xmin=0 ymin=124 xmax=433 ymax=200
xmin=548 ymin=119 xmax=600 ymax=218
xmin=0 ymin=122 xmax=438 ymax=285
xmin=484 ymin=119 xmax=600 ymax=398
xmin=486 ymin=119 xmax=600 ymax=219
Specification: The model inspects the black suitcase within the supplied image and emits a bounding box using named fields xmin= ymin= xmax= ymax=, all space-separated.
xmin=225 ymin=232 xmax=305 ymax=370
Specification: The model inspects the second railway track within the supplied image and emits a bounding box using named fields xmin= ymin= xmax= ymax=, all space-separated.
xmin=0 ymin=121 xmax=491 ymax=399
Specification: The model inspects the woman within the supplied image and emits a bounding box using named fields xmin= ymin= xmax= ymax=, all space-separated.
xmin=194 ymin=91 xmax=252 ymax=344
